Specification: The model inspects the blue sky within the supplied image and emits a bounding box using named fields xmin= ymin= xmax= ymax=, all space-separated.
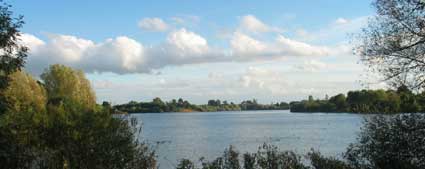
xmin=11 ymin=0 xmax=380 ymax=104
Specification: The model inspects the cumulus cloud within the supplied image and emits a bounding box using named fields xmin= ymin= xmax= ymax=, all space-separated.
xmin=21 ymin=23 xmax=348 ymax=75
xmin=230 ymin=32 xmax=331 ymax=60
xmin=231 ymin=32 xmax=267 ymax=57
xmin=145 ymin=28 xmax=225 ymax=68
xmin=21 ymin=29 xmax=225 ymax=75
xmin=138 ymin=17 xmax=169 ymax=32
xmin=239 ymin=15 xmax=282 ymax=33
xmin=274 ymin=35 xmax=329 ymax=56
xmin=23 ymin=33 xmax=146 ymax=74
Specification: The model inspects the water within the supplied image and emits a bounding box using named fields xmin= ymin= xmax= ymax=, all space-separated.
xmin=131 ymin=110 xmax=365 ymax=168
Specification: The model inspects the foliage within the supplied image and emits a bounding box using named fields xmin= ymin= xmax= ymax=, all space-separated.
xmin=356 ymin=0 xmax=425 ymax=90
xmin=175 ymin=144 xmax=354 ymax=169
xmin=345 ymin=114 xmax=425 ymax=169
xmin=0 ymin=1 xmax=27 ymax=115
xmin=0 ymin=1 xmax=27 ymax=89
xmin=308 ymin=150 xmax=352 ymax=169
xmin=41 ymin=64 xmax=97 ymax=112
xmin=1 ymin=71 xmax=47 ymax=114
xmin=0 ymin=65 xmax=157 ymax=169
xmin=290 ymin=88 xmax=425 ymax=113
xmin=200 ymin=145 xmax=241 ymax=169
xmin=115 ymin=98 xmax=289 ymax=113
xmin=177 ymin=159 xmax=196 ymax=169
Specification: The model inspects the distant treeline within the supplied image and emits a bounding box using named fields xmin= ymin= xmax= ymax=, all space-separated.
xmin=113 ymin=98 xmax=289 ymax=113
xmin=290 ymin=85 xmax=425 ymax=113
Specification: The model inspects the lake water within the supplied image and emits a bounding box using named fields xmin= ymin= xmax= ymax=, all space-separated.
xmin=131 ymin=110 xmax=365 ymax=168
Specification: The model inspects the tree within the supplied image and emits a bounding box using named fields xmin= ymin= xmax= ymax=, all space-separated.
xmin=1 ymin=66 xmax=158 ymax=168
xmin=177 ymin=98 xmax=184 ymax=107
xmin=0 ymin=2 xmax=34 ymax=167
xmin=357 ymin=0 xmax=425 ymax=90
xmin=308 ymin=95 xmax=314 ymax=102
xmin=345 ymin=114 xmax=425 ymax=169
xmin=329 ymin=94 xmax=347 ymax=112
xmin=152 ymin=97 xmax=164 ymax=105
xmin=0 ymin=1 xmax=28 ymax=115
xmin=0 ymin=2 xmax=27 ymax=90
xmin=2 ymin=71 xmax=46 ymax=114
xmin=0 ymin=72 xmax=47 ymax=168
xmin=41 ymin=64 xmax=96 ymax=112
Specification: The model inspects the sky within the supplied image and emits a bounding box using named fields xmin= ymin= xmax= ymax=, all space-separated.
xmin=10 ymin=0 xmax=382 ymax=104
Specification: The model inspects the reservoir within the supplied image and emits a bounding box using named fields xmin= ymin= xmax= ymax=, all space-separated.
xmin=132 ymin=110 xmax=364 ymax=168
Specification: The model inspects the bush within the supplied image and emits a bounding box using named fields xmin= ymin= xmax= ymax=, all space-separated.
xmin=308 ymin=150 xmax=351 ymax=169
xmin=345 ymin=114 xmax=425 ymax=169
xmin=177 ymin=159 xmax=196 ymax=169
xmin=0 ymin=65 xmax=158 ymax=169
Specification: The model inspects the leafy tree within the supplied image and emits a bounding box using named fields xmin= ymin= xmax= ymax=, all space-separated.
xmin=308 ymin=150 xmax=352 ymax=169
xmin=345 ymin=114 xmax=425 ymax=169
xmin=178 ymin=144 xmax=311 ymax=169
xmin=290 ymin=89 xmax=422 ymax=113
xmin=0 ymin=71 xmax=47 ymax=168
xmin=200 ymin=145 xmax=241 ymax=169
xmin=329 ymin=94 xmax=347 ymax=112
xmin=0 ymin=64 xmax=158 ymax=168
xmin=308 ymin=95 xmax=314 ymax=102
xmin=1 ymin=71 xmax=47 ymax=114
xmin=0 ymin=1 xmax=27 ymax=90
xmin=152 ymin=97 xmax=164 ymax=105
xmin=41 ymin=64 xmax=96 ymax=112
xmin=176 ymin=159 xmax=195 ymax=169
xmin=0 ymin=2 xmax=34 ymax=168
xmin=356 ymin=0 xmax=425 ymax=90
xmin=0 ymin=1 xmax=27 ymax=115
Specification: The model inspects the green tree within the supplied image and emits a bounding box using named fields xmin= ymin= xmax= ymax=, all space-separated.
xmin=329 ymin=94 xmax=347 ymax=112
xmin=41 ymin=64 xmax=96 ymax=112
xmin=397 ymin=85 xmax=420 ymax=112
xmin=1 ymin=71 xmax=47 ymax=114
xmin=0 ymin=1 xmax=28 ymax=115
xmin=345 ymin=114 xmax=425 ymax=169
xmin=0 ymin=2 xmax=27 ymax=90
xmin=308 ymin=95 xmax=314 ymax=102
xmin=0 ymin=2 xmax=34 ymax=167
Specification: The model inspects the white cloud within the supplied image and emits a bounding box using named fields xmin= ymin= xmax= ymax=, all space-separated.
xmin=21 ymin=28 xmax=347 ymax=75
xmin=231 ymin=32 xmax=267 ymax=57
xmin=83 ymin=36 xmax=145 ymax=72
xmin=138 ymin=17 xmax=169 ymax=32
xmin=239 ymin=15 xmax=282 ymax=33
xmin=166 ymin=28 xmax=208 ymax=55
xmin=20 ymin=34 xmax=45 ymax=53
xmin=146 ymin=28 xmax=224 ymax=68
xmin=21 ymin=29 xmax=222 ymax=74
xmin=23 ymin=34 xmax=146 ymax=74
xmin=275 ymin=35 xmax=329 ymax=56
xmin=230 ymin=32 xmax=331 ymax=60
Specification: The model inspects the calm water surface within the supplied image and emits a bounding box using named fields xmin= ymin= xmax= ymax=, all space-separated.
xmin=131 ymin=110 xmax=365 ymax=168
